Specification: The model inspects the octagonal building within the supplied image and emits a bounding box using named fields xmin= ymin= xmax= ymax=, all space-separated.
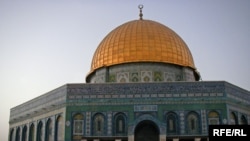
xmin=9 ymin=6 xmax=250 ymax=141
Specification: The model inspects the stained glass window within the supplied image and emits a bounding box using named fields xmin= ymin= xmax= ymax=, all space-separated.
xmin=115 ymin=114 xmax=126 ymax=134
xmin=187 ymin=112 xmax=199 ymax=134
xmin=166 ymin=112 xmax=178 ymax=134
xmin=93 ymin=114 xmax=105 ymax=135
xmin=208 ymin=111 xmax=220 ymax=125
xmin=73 ymin=114 xmax=84 ymax=135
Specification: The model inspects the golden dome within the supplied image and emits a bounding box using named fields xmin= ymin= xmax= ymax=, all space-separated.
xmin=89 ymin=19 xmax=196 ymax=74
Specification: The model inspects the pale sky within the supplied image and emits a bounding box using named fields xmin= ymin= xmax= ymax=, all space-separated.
xmin=0 ymin=0 xmax=250 ymax=140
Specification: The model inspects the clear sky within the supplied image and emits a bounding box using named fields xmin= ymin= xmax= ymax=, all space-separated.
xmin=0 ymin=0 xmax=249 ymax=140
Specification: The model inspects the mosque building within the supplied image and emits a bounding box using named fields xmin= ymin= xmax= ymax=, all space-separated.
xmin=9 ymin=5 xmax=250 ymax=141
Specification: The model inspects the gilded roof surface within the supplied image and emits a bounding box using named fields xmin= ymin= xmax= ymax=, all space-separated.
xmin=90 ymin=19 xmax=196 ymax=72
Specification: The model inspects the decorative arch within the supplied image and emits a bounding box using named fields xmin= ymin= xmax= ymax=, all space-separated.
xmin=134 ymin=120 xmax=159 ymax=141
xmin=15 ymin=127 xmax=20 ymax=141
xmin=55 ymin=115 xmax=63 ymax=141
xmin=230 ymin=112 xmax=238 ymax=125
xmin=29 ymin=123 xmax=35 ymax=141
xmin=240 ymin=115 xmax=248 ymax=125
xmin=92 ymin=113 xmax=105 ymax=136
xmin=45 ymin=118 xmax=53 ymax=141
xmin=73 ymin=113 xmax=84 ymax=135
xmin=141 ymin=71 xmax=152 ymax=82
xmin=208 ymin=111 xmax=220 ymax=125
xmin=9 ymin=128 xmax=14 ymax=141
xmin=164 ymin=72 xmax=175 ymax=82
xmin=131 ymin=114 xmax=165 ymax=135
xmin=166 ymin=112 xmax=178 ymax=135
xmin=114 ymin=113 xmax=127 ymax=135
xmin=37 ymin=121 xmax=43 ymax=141
xmin=22 ymin=125 xmax=27 ymax=141
xmin=186 ymin=111 xmax=200 ymax=134
xmin=117 ymin=72 xmax=129 ymax=83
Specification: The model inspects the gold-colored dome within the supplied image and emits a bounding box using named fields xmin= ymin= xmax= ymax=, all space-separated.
xmin=90 ymin=19 xmax=196 ymax=73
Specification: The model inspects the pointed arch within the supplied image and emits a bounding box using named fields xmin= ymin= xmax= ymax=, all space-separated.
xmin=208 ymin=111 xmax=220 ymax=125
xmin=29 ymin=124 xmax=35 ymax=141
xmin=114 ymin=113 xmax=127 ymax=135
xmin=230 ymin=112 xmax=238 ymax=125
xmin=22 ymin=126 xmax=27 ymax=141
xmin=135 ymin=120 xmax=159 ymax=141
xmin=45 ymin=118 xmax=53 ymax=141
xmin=15 ymin=127 xmax=21 ymax=141
xmin=240 ymin=115 xmax=248 ymax=125
xmin=186 ymin=111 xmax=200 ymax=134
xmin=9 ymin=128 xmax=14 ymax=141
xmin=92 ymin=113 xmax=105 ymax=136
xmin=73 ymin=113 xmax=84 ymax=135
xmin=15 ymin=127 xmax=20 ymax=141
xmin=55 ymin=115 xmax=63 ymax=141
xmin=37 ymin=121 xmax=43 ymax=141
xmin=166 ymin=112 xmax=178 ymax=135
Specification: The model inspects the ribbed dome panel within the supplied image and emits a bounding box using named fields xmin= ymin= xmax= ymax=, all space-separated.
xmin=90 ymin=19 xmax=196 ymax=73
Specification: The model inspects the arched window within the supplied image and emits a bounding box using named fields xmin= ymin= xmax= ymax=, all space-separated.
xmin=45 ymin=119 xmax=53 ymax=141
xmin=29 ymin=124 xmax=35 ymax=141
xmin=186 ymin=112 xmax=200 ymax=134
xmin=37 ymin=121 xmax=43 ymax=141
xmin=131 ymin=72 xmax=139 ymax=82
xmin=55 ymin=116 xmax=63 ymax=141
xmin=117 ymin=72 xmax=129 ymax=83
xmin=230 ymin=112 xmax=238 ymax=125
xmin=9 ymin=128 xmax=14 ymax=141
xmin=93 ymin=113 xmax=105 ymax=136
xmin=164 ymin=72 xmax=175 ymax=82
xmin=22 ymin=126 xmax=27 ymax=141
xmin=73 ymin=113 xmax=84 ymax=135
xmin=166 ymin=112 xmax=178 ymax=134
xmin=114 ymin=113 xmax=126 ymax=135
xmin=208 ymin=111 xmax=220 ymax=125
xmin=240 ymin=115 xmax=248 ymax=125
xmin=15 ymin=127 xmax=20 ymax=141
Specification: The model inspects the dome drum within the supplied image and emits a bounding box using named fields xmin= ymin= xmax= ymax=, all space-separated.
xmin=86 ymin=62 xmax=197 ymax=83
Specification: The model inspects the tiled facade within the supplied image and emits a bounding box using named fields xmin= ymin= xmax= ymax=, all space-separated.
xmin=87 ymin=62 xmax=196 ymax=83
xmin=9 ymin=81 xmax=250 ymax=141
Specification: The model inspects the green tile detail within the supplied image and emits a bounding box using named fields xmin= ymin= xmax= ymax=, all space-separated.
xmin=154 ymin=71 xmax=163 ymax=81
